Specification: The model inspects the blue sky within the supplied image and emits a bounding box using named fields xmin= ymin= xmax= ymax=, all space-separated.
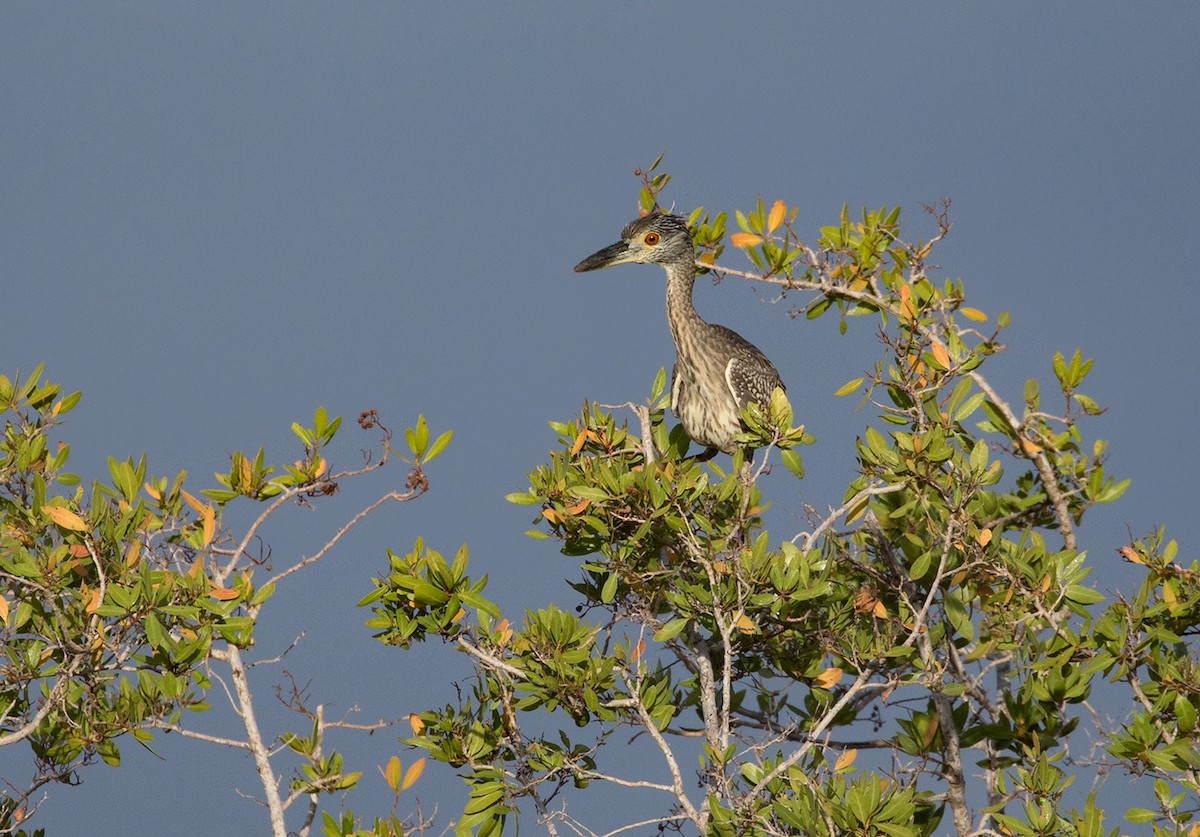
xmin=3 ymin=4 xmax=1199 ymax=834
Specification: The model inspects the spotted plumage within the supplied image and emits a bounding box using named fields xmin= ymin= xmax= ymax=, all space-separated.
xmin=574 ymin=212 xmax=785 ymax=454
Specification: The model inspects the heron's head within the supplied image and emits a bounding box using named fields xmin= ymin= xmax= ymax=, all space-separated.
xmin=573 ymin=212 xmax=694 ymax=273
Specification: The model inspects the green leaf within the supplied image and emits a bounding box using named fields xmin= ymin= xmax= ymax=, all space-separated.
xmin=653 ymin=617 xmax=689 ymax=642
xmin=781 ymin=448 xmax=805 ymax=479
xmin=425 ymin=429 xmax=454 ymax=463
xmin=601 ymin=572 xmax=619 ymax=604
xmin=1124 ymin=808 xmax=1157 ymax=824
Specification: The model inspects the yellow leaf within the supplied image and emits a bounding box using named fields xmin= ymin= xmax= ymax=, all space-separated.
xmin=814 ymin=667 xmax=843 ymax=688
xmin=930 ymin=341 xmax=950 ymax=369
xmin=834 ymin=377 xmax=864 ymax=397
xmin=977 ymin=528 xmax=993 ymax=547
xmin=1020 ymin=438 xmax=1043 ymax=456
xmin=409 ymin=714 xmax=426 ymax=736
xmin=144 ymin=482 xmax=161 ymax=501
xmin=384 ymin=756 xmax=403 ymax=792
xmin=960 ymin=307 xmax=988 ymax=322
xmin=872 ymin=600 xmax=888 ymax=619
xmin=729 ymin=232 xmax=762 ymax=248
xmin=541 ymin=508 xmax=563 ymax=525
xmin=401 ymin=757 xmax=425 ymax=791
xmin=1163 ymin=583 xmax=1178 ymax=606
xmin=239 ymin=455 xmax=253 ymax=488
xmin=834 ymin=748 xmax=858 ymax=771
xmin=46 ymin=505 xmax=88 ymax=532
xmin=767 ymin=200 xmax=787 ymax=233
xmin=451 ymin=606 xmax=467 ymax=623
xmin=86 ymin=587 xmax=102 ymax=615
xmin=734 ymin=613 xmax=757 ymax=634
xmin=0 ymin=596 xmax=9 ymax=624
xmin=698 ymin=252 xmax=716 ymax=265
xmin=125 ymin=539 xmax=142 ymax=568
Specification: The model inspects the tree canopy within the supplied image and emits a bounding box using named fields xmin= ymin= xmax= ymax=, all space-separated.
xmin=2 ymin=168 xmax=1197 ymax=836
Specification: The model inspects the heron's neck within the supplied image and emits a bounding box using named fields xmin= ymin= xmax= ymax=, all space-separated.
xmin=663 ymin=259 xmax=705 ymax=349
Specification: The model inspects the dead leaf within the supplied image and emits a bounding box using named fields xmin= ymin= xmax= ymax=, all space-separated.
xmin=730 ymin=232 xmax=762 ymax=248
xmin=401 ymin=758 xmax=425 ymax=791
xmin=814 ymin=667 xmax=844 ymax=689
xmin=46 ymin=506 xmax=88 ymax=532
xmin=767 ymin=200 xmax=787 ymax=233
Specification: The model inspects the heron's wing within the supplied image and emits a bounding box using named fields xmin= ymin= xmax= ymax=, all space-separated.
xmin=725 ymin=351 xmax=784 ymax=411
xmin=670 ymin=360 xmax=681 ymax=413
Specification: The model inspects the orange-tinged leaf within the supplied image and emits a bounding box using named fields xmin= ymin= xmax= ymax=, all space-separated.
xmin=834 ymin=748 xmax=858 ymax=771
xmin=201 ymin=514 xmax=215 ymax=548
xmin=181 ymin=490 xmax=207 ymax=515
xmin=401 ymin=758 xmax=425 ymax=791
xmin=712 ymin=560 xmax=730 ymax=573
xmin=86 ymin=587 xmax=102 ymax=615
xmin=68 ymin=543 xmax=91 ymax=558
xmin=872 ymin=600 xmax=888 ymax=619
xmin=960 ymin=307 xmax=987 ymax=322
xmin=1118 ymin=545 xmax=1143 ymax=565
xmin=977 ymin=528 xmax=993 ymax=547
xmin=125 ymin=539 xmax=142 ymax=568
xmin=188 ymin=558 xmax=204 ymax=579
xmin=451 ymin=606 xmax=467 ymax=623
xmin=730 ymin=232 xmax=762 ymax=248
xmin=570 ymin=429 xmax=588 ymax=456
xmin=46 ymin=506 xmax=88 ymax=532
xmin=384 ymin=756 xmax=403 ymax=791
xmin=313 ymin=457 xmax=327 ymax=477
xmin=541 ymin=508 xmax=564 ymax=525
xmin=631 ymin=638 xmax=645 ymax=662
xmin=143 ymin=482 xmax=162 ymax=501
xmin=409 ymin=714 xmax=426 ymax=736
xmin=735 ymin=613 xmax=757 ymax=634
xmin=209 ymin=585 xmax=240 ymax=601
xmin=930 ymin=341 xmax=950 ymax=369
xmin=0 ymin=596 xmax=9 ymax=624
xmin=767 ymin=200 xmax=787 ymax=233
xmin=814 ymin=667 xmax=843 ymax=688
xmin=565 ymin=499 xmax=589 ymax=516
xmin=183 ymin=491 xmax=216 ymax=546
xmin=1020 ymin=438 xmax=1043 ymax=456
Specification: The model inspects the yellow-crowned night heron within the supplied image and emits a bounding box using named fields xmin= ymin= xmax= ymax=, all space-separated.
xmin=574 ymin=212 xmax=784 ymax=455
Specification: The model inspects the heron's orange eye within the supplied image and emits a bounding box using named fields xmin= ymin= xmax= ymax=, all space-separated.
xmin=644 ymin=232 xmax=660 ymax=245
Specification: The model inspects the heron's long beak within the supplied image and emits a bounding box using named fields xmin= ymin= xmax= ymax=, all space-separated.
xmin=573 ymin=241 xmax=633 ymax=272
